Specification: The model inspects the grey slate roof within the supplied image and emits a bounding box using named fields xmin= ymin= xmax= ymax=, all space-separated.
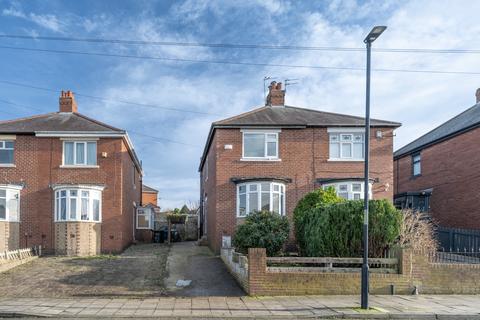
xmin=142 ymin=184 xmax=158 ymax=193
xmin=214 ymin=105 xmax=401 ymax=127
xmin=0 ymin=112 xmax=125 ymax=133
xmin=394 ymin=103 xmax=480 ymax=158
xmin=199 ymin=105 xmax=401 ymax=171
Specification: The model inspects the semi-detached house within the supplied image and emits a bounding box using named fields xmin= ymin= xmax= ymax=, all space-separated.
xmin=0 ymin=91 xmax=142 ymax=255
xmin=199 ymin=82 xmax=401 ymax=253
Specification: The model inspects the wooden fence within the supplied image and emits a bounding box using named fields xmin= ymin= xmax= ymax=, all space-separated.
xmin=266 ymin=256 xmax=399 ymax=274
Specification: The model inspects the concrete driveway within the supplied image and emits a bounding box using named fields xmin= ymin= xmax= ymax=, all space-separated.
xmin=165 ymin=242 xmax=244 ymax=297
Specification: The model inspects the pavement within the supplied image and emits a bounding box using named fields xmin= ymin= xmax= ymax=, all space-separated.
xmin=1 ymin=295 xmax=480 ymax=319
xmin=165 ymin=241 xmax=245 ymax=297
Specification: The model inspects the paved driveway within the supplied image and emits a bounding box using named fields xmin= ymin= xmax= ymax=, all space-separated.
xmin=0 ymin=243 xmax=169 ymax=298
xmin=165 ymin=242 xmax=245 ymax=297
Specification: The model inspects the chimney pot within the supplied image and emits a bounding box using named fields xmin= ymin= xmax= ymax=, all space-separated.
xmin=266 ymin=81 xmax=285 ymax=107
xmin=476 ymin=88 xmax=480 ymax=104
xmin=59 ymin=90 xmax=78 ymax=113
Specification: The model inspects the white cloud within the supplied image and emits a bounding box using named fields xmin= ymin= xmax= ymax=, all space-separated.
xmin=3 ymin=6 xmax=64 ymax=32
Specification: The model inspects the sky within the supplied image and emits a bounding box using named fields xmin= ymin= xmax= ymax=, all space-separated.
xmin=0 ymin=0 xmax=479 ymax=209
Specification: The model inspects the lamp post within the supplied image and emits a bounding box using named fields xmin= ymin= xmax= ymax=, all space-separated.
xmin=361 ymin=25 xmax=387 ymax=310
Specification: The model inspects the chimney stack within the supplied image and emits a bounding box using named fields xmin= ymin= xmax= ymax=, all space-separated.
xmin=476 ymin=88 xmax=480 ymax=104
xmin=59 ymin=90 xmax=78 ymax=113
xmin=266 ymin=81 xmax=285 ymax=107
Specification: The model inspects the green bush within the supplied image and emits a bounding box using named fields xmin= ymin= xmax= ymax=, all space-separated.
xmin=232 ymin=210 xmax=289 ymax=256
xmin=303 ymin=200 xmax=402 ymax=257
xmin=293 ymin=187 xmax=343 ymax=253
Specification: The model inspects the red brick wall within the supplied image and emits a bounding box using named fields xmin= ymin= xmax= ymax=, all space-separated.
xmin=0 ymin=135 xmax=141 ymax=253
xmin=246 ymin=247 xmax=480 ymax=295
xmin=202 ymin=127 xmax=395 ymax=253
xmin=142 ymin=192 xmax=157 ymax=206
xmin=394 ymin=127 xmax=480 ymax=229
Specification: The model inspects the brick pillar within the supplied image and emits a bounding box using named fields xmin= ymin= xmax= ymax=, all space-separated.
xmin=248 ymin=248 xmax=267 ymax=295
xmin=399 ymin=247 xmax=412 ymax=275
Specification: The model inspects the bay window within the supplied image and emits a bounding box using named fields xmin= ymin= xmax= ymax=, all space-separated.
xmin=0 ymin=186 xmax=21 ymax=222
xmin=63 ymin=141 xmax=97 ymax=166
xmin=328 ymin=128 xmax=364 ymax=161
xmin=242 ymin=130 xmax=279 ymax=160
xmin=237 ymin=181 xmax=285 ymax=217
xmin=323 ymin=181 xmax=372 ymax=200
xmin=54 ymin=187 xmax=102 ymax=222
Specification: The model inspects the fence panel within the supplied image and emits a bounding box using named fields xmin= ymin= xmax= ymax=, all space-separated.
xmin=437 ymin=226 xmax=480 ymax=252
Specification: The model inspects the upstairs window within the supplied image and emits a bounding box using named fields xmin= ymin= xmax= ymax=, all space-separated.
xmin=63 ymin=141 xmax=97 ymax=166
xmin=412 ymin=153 xmax=421 ymax=176
xmin=323 ymin=181 xmax=371 ymax=200
xmin=0 ymin=140 xmax=14 ymax=165
xmin=242 ymin=131 xmax=279 ymax=159
xmin=328 ymin=130 xmax=364 ymax=161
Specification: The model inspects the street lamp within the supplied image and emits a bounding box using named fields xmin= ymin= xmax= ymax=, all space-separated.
xmin=361 ymin=25 xmax=387 ymax=310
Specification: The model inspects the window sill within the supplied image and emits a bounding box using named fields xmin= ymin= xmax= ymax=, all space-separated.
xmin=327 ymin=159 xmax=364 ymax=162
xmin=0 ymin=220 xmax=19 ymax=223
xmin=240 ymin=158 xmax=281 ymax=162
xmin=60 ymin=165 xmax=100 ymax=169
xmin=54 ymin=220 xmax=101 ymax=223
xmin=0 ymin=164 xmax=16 ymax=168
xmin=136 ymin=227 xmax=152 ymax=230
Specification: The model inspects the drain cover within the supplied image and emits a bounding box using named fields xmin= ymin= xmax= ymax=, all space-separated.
xmin=176 ymin=279 xmax=192 ymax=287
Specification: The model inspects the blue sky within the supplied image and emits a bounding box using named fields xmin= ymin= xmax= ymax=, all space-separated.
xmin=1 ymin=0 xmax=480 ymax=209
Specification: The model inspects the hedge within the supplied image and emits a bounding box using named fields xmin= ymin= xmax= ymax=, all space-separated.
xmin=303 ymin=199 xmax=402 ymax=257
xmin=293 ymin=187 xmax=343 ymax=254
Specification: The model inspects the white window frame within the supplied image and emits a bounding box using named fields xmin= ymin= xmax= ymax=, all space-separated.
xmin=327 ymin=128 xmax=365 ymax=161
xmin=322 ymin=181 xmax=372 ymax=200
xmin=0 ymin=140 xmax=15 ymax=165
xmin=0 ymin=185 xmax=22 ymax=222
xmin=61 ymin=139 xmax=98 ymax=167
xmin=53 ymin=186 xmax=103 ymax=222
xmin=236 ymin=181 xmax=286 ymax=217
xmin=412 ymin=153 xmax=421 ymax=176
xmin=241 ymin=129 xmax=280 ymax=161
xmin=136 ymin=207 xmax=153 ymax=229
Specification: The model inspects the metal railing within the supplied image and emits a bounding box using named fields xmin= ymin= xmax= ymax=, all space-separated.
xmin=430 ymin=248 xmax=480 ymax=264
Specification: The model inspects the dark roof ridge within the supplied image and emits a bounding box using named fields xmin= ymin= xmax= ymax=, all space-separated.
xmin=213 ymin=106 xmax=268 ymax=125
xmin=394 ymin=102 xmax=479 ymax=157
xmin=284 ymin=105 xmax=401 ymax=126
xmin=72 ymin=112 xmax=125 ymax=133
xmin=0 ymin=112 xmax=57 ymax=125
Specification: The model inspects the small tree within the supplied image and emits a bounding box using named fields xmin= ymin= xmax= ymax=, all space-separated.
xmin=396 ymin=209 xmax=438 ymax=254
xmin=293 ymin=187 xmax=343 ymax=253
xmin=180 ymin=205 xmax=190 ymax=215
xmin=232 ymin=210 xmax=289 ymax=256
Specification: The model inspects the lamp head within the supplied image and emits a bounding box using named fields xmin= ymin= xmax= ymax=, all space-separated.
xmin=364 ymin=26 xmax=387 ymax=43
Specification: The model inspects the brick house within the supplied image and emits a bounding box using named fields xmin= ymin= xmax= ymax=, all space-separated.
xmin=394 ymin=89 xmax=480 ymax=230
xmin=198 ymin=82 xmax=401 ymax=253
xmin=0 ymin=91 xmax=142 ymax=255
xmin=141 ymin=184 xmax=158 ymax=206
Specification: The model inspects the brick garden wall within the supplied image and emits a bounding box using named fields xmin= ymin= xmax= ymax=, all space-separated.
xmin=394 ymin=127 xmax=480 ymax=230
xmin=244 ymin=248 xmax=480 ymax=296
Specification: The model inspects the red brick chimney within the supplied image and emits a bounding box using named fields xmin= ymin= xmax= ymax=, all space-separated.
xmin=59 ymin=90 xmax=78 ymax=113
xmin=266 ymin=81 xmax=285 ymax=106
xmin=476 ymin=88 xmax=480 ymax=104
